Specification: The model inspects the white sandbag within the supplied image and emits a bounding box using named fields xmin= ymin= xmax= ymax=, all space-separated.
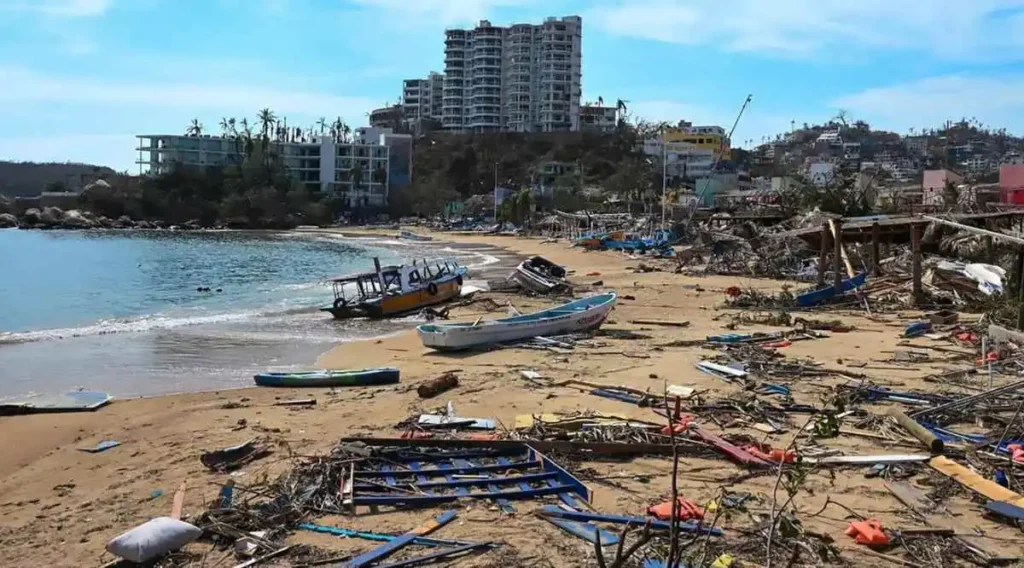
xmin=106 ymin=516 xmax=201 ymax=563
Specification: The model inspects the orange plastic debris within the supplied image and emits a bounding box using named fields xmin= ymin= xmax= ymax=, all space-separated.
xmin=744 ymin=445 xmax=796 ymax=463
xmin=762 ymin=340 xmax=793 ymax=349
xmin=845 ymin=519 xmax=889 ymax=546
xmin=661 ymin=414 xmax=693 ymax=435
xmin=648 ymin=497 xmax=704 ymax=521
xmin=399 ymin=431 xmax=434 ymax=439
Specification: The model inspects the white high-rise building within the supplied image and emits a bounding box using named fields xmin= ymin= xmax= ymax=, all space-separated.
xmin=402 ymin=72 xmax=444 ymax=123
xmin=441 ymin=16 xmax=582 ymax=133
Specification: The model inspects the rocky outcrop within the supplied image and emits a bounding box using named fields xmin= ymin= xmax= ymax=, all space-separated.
xmin=135 ymin=220 xmax=154 ymax=229
xmin=39 ymin=206 xmax=65 ymax=227
xmin=0 ymin=213 xmax=17 ymax=228
xmin=21 ymin=208 xmax=42 ymax=225
xmin=114 ymin=215 xmax=136 ymax=229
xmin=61 ymin=210 xmax=97 ymax=229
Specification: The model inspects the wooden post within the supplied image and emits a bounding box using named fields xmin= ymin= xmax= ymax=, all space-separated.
xmin=911 ymin=222 xmax=923 ymax=305
xmin=871 ymin=222 xmax=881 ymax=276
xmin=985 ymin=220 xmax=995 ymax=263
xmin=817 ymin=223 xmax=829 ymax=287
xmin=833 ymin=219 xmax=843 ymax=292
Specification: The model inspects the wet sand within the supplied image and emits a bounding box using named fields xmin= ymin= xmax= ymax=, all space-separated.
xmin=1 ymin=229 xmax=1021 ymax=567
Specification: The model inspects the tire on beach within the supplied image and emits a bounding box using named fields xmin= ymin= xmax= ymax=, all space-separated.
xmin=333 ymin=297 xmax=348 ymax=309
xmin=427 ymin=282 xmax=439 ymax=296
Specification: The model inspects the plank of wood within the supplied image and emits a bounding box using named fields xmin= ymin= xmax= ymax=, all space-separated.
xmin=885 ymin=481 xmax=936 ymax=514
xmin=929 ymin=456 xmax=1024 ymax=508
xmin=629 ymin=319 xmax=690 ymax=328
xmin=346 ymin=510 xmax=458 ymax=568
xmin=806 ymin=454 xmax=931 ymax=465
xmin=690 ymin=426 xmax=771 ymax=467
xmin=171 ymin=480 xmax=186 ymax=519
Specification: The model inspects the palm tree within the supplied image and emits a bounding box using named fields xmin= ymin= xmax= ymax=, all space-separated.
xmin=339 ymin=121 xmax=351 ymax=143
xmin=615 ymin=99 xmax=628 ymax=123
xmin=597 ymin=96 xmax=604 ymax=107
xmin=257 ymin=108 xmax=276 ymax=141
xmin=317 ymin=117 xmax=327 ymax=135
xmin=219 ymin=117 xmax=230 ymax=137
xmin=186 ymin=118 xmax=203 ymax=137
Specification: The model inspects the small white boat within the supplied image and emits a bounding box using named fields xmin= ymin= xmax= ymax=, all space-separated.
xmin=510 ymin=256 xmax=569 ymax=294
xmin=417 ymin=293 xmax=616 ymax=351
xmin=399 ymin=230 xmax=433 ymax=241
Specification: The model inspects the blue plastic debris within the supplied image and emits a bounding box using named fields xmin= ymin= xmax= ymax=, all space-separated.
xmin=79 ymin=440 xmax=120 ymax=453
xmin=904 ymin=321 xmax=932 ymax=338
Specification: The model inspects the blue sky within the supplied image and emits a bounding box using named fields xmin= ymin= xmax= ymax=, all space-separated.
xmin=1 ymin=0 xmax=1023 ymax=172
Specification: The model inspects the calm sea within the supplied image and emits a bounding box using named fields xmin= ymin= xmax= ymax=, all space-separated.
xmin=0 ymin=229 xmax=505 ymax=399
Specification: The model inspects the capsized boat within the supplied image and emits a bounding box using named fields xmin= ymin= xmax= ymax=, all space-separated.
xmin=417 ymin=292 xmax=616 ymax=351
xmin=254 ymin=368 xmax=400 ymax=387
xmin=321 ymin=257 xmax=467 ymax=319
xmin=511 ymin=256 xmax=569 ymax=293
xmin=399 ymin=230 xmax=433 ymax=241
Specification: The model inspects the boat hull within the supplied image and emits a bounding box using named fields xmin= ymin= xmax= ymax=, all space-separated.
xmin=417 ymin=293 xmax=616 ymax=351
xmin=253 ymin=368 xmax=400 ymax=387
xmin=321 ymin=278 xmax=462 ymax=319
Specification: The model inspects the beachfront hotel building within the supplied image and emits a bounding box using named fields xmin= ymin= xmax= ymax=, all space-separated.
xmin=135 ymin=131 xmax=411 ymax=208
xmin=403 ymin=72 xmax=445 ymax=124
xmin=423 ymin=15 xmax=582 ymax=133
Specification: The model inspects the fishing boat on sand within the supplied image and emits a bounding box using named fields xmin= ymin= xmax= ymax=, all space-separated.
xmin=399 ymin=230 xmax=433 ymax=241
xmin=321 ymin=257 xmax=467 ymax=319
xmin=417 ymin=292 xmax=616 ymax=351
xmin=253 ymin=368 xmax=400 ymax=387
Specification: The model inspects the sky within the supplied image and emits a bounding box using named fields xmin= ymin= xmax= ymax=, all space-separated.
xmin=1 ymin=0 xmax=1024 ymax=172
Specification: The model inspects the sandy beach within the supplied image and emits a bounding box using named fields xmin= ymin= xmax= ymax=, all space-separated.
xmin=1 ymin=229 xmax=1022 ymax=567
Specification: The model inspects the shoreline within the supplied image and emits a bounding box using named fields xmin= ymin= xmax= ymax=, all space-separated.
xmin=2 ymin=228 xmax=1023 ymax=566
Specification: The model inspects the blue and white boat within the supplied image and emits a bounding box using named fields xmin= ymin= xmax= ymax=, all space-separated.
xmin=417 ymin=293 xmax=617 ymax=351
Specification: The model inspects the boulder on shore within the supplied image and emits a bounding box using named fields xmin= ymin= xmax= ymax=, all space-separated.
xmin=135 ymin=220 xmax=153 ymax=229
xmin=61 ymin=210 xmax=97 ymax=229
xmin=22 ymin=208 xmax=42 ymax=225
xmin=97 ymin=216 xmax=113 ymax=228
xmin=39 ymin=206 xmax=65 ymax=226
xmin=115 ymin=215 xmax=136 ymax=228
xmin=0 ymin=213 xmax=17 ymax=228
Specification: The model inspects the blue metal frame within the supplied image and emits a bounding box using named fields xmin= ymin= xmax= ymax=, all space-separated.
xmin=374 ymin=542 xmax=494 ymax=568
xmin=345 ymin=510 xmax=458 ymax=568
xmin=537 ymin=505 xmax=724 ymax=536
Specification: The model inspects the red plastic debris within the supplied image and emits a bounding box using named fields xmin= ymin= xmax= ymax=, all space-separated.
xmin=648 ymin=497 xmax=705 ymax=521
xmin=956 ymin=332 xmax=978 ymax=343
xmin=762 ymin=340 xmax=792 ymax=349
xmin=976 ymin=351 xmax=1000 ymax=366
xmin=399 ymin=431 xmax=434 ymax=439
xmin=726 ymin=286 xmax=742 ymax=298
xmin=586 ymin=272 xmax=601 ymax=277
xmin=845 ymin=519 xmax=889 ymax=546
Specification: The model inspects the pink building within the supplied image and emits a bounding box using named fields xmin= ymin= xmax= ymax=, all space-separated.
xmin=1001 ymin=165 xmax=1024 ymax=205
xmin=922 ymin=169 xmax=963 ymax=206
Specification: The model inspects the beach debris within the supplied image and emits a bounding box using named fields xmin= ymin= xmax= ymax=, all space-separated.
xmin=629 ymin=319 xmax=690 ymax=328
xmin=845 ymin=519 xmax=890 ymax=546
xmin=510 ymin=256 xmax=571 ymax=294
xmin=200 ymin=440 xmax=271 ymax=472
xmin=0 ymin=390 xmax=112 ymax=416
xmin=274 ymin=398 xmax=316 ymax=406
xmin=417 ymin=371 xmax=459 ymax=398
xmin=416 ymin=401 xmax=495 ymax=430
xmin=886 ymin=408 xmax=944 ymax=454
xmin=79 ymin=440 xmax=120 ymax=453
xmin=904 ymin=321 xmax=932 ymax=338
xmin=105 ymin=516 xmax=202 ymax=564
xmin=647 ymin=497 xmax=705 ymax=521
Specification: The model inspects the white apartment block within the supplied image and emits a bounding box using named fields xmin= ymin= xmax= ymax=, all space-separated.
xmin=641 ymin=139 xmax=715 ymax=179
xmin=402 ymin=72 xmax=444 ymax=122
xmin=135 ymin=134 xmax=396 ymax=208
xmin=580 ymin=105 xmax=617 ymax=132
xmin=441 ymin=16 xmax=582 ymax=133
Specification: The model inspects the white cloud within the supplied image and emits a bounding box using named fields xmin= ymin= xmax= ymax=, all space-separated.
xmin=350 ymin=0 xmax=542 ymax=26
xmin=0 ymin=0 xmax=113 ymax=17
xmin=589 ymin=0 xmax=1024 ymax=59
xmin=0 ymin=66 xmax=380 ymax=118
xmin=832 ymin=75 xmax=1024 ymax=135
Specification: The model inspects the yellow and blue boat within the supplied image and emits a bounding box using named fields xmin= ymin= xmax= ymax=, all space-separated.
xmin=321 ymin=257 xmax=467 ymax=319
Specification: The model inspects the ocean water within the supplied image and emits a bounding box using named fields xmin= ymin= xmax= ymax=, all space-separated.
xmin=0 ymin=229 xmax=506 ymax=399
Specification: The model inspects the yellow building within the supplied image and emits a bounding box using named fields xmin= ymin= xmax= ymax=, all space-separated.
xmin=662 ymin=126 xmax=731 ymax=161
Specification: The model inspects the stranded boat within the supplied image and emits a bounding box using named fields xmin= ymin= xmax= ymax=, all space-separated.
xmin=511 ymin=256 xmax=570 ymax=293
xmin=321 ymin=257 xmax=467 ymax=319
xmin=253 ymin=367 xmax=400 ymax=387
xmin=417 ymin=292 xmax=616 ymax=351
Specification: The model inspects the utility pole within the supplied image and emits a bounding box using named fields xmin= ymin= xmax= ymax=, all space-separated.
xmin=492 ymin=161 xmax=499 ymax=221
xmin=662 ymin=141 xmax=668 ymax=229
